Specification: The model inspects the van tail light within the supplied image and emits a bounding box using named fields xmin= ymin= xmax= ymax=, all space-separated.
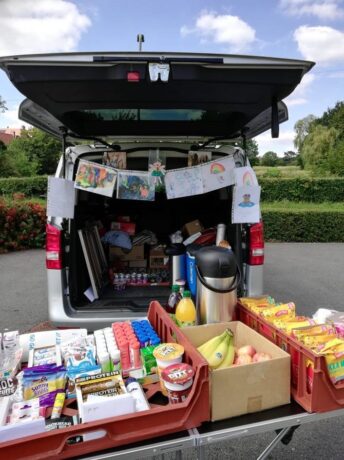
xmin=248 ymin=222 xmax=264 ymax=265
xmin=46 ymin=224 xmax=62 ymax=269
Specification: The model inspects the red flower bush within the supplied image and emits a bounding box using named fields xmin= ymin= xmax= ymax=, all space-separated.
xmin=0 ymin=198 xmax=46 ymax=252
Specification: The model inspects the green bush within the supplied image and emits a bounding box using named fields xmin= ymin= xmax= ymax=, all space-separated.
xmin=0 ymin=198 xmax=46 ymax=252
xmin=262 ymin=206 xmax=344 ymax=242
xmin=260 ymin=177 xmax=344 ymax=202
xmin=0 ymin=176 xmax=47 ymax=196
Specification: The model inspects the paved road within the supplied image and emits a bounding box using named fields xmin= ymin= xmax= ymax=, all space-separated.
xmin=1 ymin=244 xmax=344 ymax=459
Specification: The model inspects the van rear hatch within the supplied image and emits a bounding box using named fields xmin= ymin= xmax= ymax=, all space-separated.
xmin=0 ymin=52 xmax=314 ymax=139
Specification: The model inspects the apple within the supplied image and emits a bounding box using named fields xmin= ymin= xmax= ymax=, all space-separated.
xmin=237 ymin=345 xmax=256 ymax=358
xmin=234 ymin=354 xmax=253 ymax=365
xmin=253 ymin=352 xmax=272 ymax=362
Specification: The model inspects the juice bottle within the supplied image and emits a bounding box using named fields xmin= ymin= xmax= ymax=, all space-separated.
xmin=175 ymin=290 xmax=196 ymax=327
xmin=166 ymin=285 xmax=182 ymax=314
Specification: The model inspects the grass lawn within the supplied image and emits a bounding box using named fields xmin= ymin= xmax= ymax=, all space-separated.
xmin=254 ymin=166 xmax=311 ymax=178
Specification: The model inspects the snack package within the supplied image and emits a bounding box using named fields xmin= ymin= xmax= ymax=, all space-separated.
xmin=292 ymin=324 xmax=336 ymax=341
xmin=23 ymin=364 xmax=66 ymax=406
xmin=318 ymin=339 xmax=344 ymax=383
xmin=66 ymin=365 xmax=102 ymax=399
xmin=239 ymin=296 xmax=276 ymax=312
xmin=75 ymin=371 xmax=126 ymax=403
xmin=10 ymin=398 xmax=41 ymax=424
xmin=303 ymin=334 xmax=338 ymax=352
xmin=274 ymin=316 xmax=316 ymax=335
xmin=260 ymin=302 xmax=296 ymax=323
xmin=60 ymin=336 xmax=96 ymax=373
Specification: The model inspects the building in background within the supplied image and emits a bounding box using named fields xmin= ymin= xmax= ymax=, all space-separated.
xmin=0 ymin=127 xmax=24 ymax=145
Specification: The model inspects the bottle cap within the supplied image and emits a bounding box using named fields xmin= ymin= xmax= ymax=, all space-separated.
xmin=183 ymin=290 xmax=191 ymax=298
xmin=125 ymin=377 xmax=137 ymax=386
xmin=172 ymin=285 xmax=179 ymax=292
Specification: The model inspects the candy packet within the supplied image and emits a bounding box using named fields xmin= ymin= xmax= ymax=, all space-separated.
xmin=318 ymin=339 xmax=344 ymax=384
xmin=239 ymin=296 xmax=276 ymax=311
xmin=274 ymin=316 xmax=316 ymax=335
xmin=260 ymin=302 xmax=296 ymax=323
xmin=23 ymin=364 xmax=66 ymax=407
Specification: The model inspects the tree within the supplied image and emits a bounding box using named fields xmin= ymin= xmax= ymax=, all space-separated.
xmin=244 ymin=139 xmax=260 ymax=166
xmin=315 ymin=101 xmax=344 ymax=135
xmin=6 ymin=128 xmax=61 ymax=175
xmin=302 ymin=125 xmax=338 ymax=174
xmin=294 ymin=114 xmax=316 ymax=153
xmin=0 ymin=95 xmax=7 ymax=113
xmin=261 ymin=151 xmax=278 ymax=166
xmin=282 ymin=150 xmax=299 ymax=165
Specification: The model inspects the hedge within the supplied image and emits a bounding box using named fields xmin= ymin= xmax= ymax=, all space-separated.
xmin=262 ymin=207 xmax=344 ymax=242
xmin=0 ymin=176 xmax=48 ymax=196
xmin=260 ymin=177 xmax=344 ymax=202
xmin=0 ymin=198 xmax=46 ymax=252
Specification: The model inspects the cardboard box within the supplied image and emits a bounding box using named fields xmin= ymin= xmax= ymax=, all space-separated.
xmin=182 ymin=321 xmax=290 ymax=421
xmin=109 ymin=245 xmax=145 ymax=262
xmin=149 ymin=246 xmax=169 ymax=269
xmin=183 ymin=220 xmax=204 ymax=237
xmin=111 ymin=222 xmax=136 ymax=236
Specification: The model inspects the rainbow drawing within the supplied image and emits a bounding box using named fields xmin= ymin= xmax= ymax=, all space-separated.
xmin=243 ymin=171 xmax=254 ymax=186
xmin=210 ymin=162 xmax=226 ymax=174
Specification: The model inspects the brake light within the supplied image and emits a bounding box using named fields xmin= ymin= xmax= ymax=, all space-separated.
xmin=249 ymin=222 xmax=264 ymax=265
xmin=46 ymin=224 xmax=62 ymax=269
xmin=127 ymin=71 xmax=140 ymax=82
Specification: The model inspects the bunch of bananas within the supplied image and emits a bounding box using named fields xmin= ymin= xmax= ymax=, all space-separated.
xmin=197 ymin=329 xmax=235 ymax=369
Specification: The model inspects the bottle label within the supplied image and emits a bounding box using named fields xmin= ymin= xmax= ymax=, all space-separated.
xmin=176 ymin=319 xmax=196 ymax=328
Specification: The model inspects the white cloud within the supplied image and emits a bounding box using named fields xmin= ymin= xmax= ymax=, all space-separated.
xmin=0 ymin=0 xmax=91 ymax=56
xmin=256 ymin=130 xmax=295 ymax=156
xmin=294 ymin=26 xmax=344 ymax=64
xmin=285 ymin=73 xmax=315 ymax=106
xmin=0 ymin=105 xmax=31 ymax=129
xmin=280 ymin=0 xmax=344 ymax=19
xmin=328 ymin=70 xmax=344 ymax=77
xmin=181 ymin=11 xmax=256 ymax=52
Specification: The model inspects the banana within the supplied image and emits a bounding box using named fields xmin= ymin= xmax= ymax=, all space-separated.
xmin=217 ymin=330 xmax=235 ymax=369
xmin=197 ymin=330 xmax=228 ymax=356
xmin=199 ymin=332 xmax=230 ymax=369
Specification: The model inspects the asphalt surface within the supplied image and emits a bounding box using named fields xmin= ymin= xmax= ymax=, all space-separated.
xmin=1 ymin=244 xmax=344 ymax=459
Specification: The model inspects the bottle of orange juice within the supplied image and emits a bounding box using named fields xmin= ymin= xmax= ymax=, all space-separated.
xmin=175 ymin=290 xmax=196 ymax=327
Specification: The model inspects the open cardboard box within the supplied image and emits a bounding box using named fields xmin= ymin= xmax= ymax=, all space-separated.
xmin=182 ymin=321 xmax=290 ymax=421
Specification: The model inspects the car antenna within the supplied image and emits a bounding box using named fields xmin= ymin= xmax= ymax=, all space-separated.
xmin=137 ymin=34 xmax=144 ymax=52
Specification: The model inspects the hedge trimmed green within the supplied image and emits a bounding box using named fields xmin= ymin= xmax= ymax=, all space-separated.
xmin=262 ymin=205 xmax=344 ymax=242
xmin=0 ymin=176 xmax=47 ymax=196
xmin=260 ymin=177 xmax=344 ymax=202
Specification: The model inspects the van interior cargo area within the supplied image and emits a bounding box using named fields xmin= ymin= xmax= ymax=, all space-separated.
xmin=67 ymin=152 xmax=240 ymax=312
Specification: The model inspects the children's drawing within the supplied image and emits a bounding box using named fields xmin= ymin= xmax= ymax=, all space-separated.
xmin=201 ymin=156 xmax=235 ymax=194
xmin=234 ymin=166 xmax=258 ymax=186
xmin=239 ymin=193 xmax=256 ymax=208
xmin=102 ymin=151 xmax=127 ymax=170
xmin=165 ymin=166 xmax=203 ymax=199
xmin=232 ymin=185 xmax=261 ymax=224
xmin=149 ymin=149 xmax=166 ymax=193
xmin=117 ymin=171 xmax=155 ymax=201
xmin=188 ymin=151 xmax=212 ymax=167
xmin=75 ymin=160 xmax=117 ymax=197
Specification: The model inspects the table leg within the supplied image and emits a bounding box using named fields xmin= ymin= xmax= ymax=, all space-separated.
xmin=256 ymin=427 xmax=291 ymax=460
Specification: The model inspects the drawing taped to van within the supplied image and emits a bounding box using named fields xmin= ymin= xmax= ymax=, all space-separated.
xmin=75 ymin=160 xmax=117 ymax=197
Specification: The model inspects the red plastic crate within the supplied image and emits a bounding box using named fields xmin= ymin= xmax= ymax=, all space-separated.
xmin=237 ymin=302 xmax=344 ymax=413
xmin=0 ymin=301 xmax=210 ymax=459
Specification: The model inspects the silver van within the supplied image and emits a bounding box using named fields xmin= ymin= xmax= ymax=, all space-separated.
xmin=0 ymin=52 xmax=314 ymax=328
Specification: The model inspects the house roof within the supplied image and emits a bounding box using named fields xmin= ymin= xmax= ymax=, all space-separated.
xmin=0 ymin=131 xmax=14 ymax=145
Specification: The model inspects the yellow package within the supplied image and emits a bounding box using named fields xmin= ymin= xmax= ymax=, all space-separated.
xmin=292 ymin=324 xmax=336 ymax=341
xmin=274 ymin=316 xmax=316 ymax=335
xmin=318 ymin=339 xmax=344 ymax=383
xmin=260 ymin=302 xmax=296 ymax=323
xmin=303 ymin=334 xmax=338 ymax=351
xmin=240 ymin=296 xmax=275 ymax=311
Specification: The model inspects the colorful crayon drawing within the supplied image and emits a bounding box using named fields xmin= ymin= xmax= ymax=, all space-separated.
xmin=238 ymin=193 xmax=256 ymax=208
xmin=75 ymin=160 xmax=117 ymax=197
xmin=188 ymin=151 xmax=212 ymax=167
xmin=234 ymin=166 xmax=258 ymax=186
xmin=117 ymin=171 xmax=155 ymax=201
xmin=102 ymin=151 xmax=127 ymax=170
xmin=202 ymin=156 xmax=235 ymax=194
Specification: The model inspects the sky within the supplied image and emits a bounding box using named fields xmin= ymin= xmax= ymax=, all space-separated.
xmin=0 ymin=0 xmax=343 ymax=156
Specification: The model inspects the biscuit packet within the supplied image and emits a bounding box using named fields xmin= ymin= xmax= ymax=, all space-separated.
xmin=292 ymin=324 xmax=336 ymax=341
xmin=274 ymin=316 xmax=316 ymax=335
xmin=318 ymin=339 xmax=344 ymax=383
xmin=260 ymin=302 xmax=296 ymax=323
xmin=239 ymin=296 xmax=275 ymax=312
